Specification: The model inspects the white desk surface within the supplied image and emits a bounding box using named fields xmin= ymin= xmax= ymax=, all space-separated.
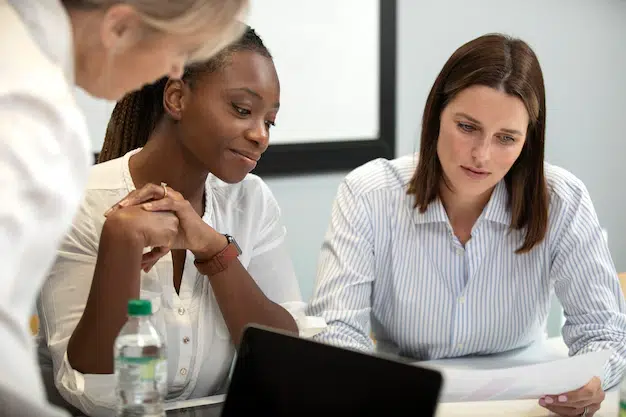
xmin=166 ymin=391 xmax=619 ymax=417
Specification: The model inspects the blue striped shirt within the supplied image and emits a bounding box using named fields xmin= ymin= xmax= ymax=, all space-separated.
xmin=306 ymin=154 xmax=626 ymax=389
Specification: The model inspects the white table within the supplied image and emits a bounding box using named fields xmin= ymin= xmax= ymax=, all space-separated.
xmin=165 ymin=391 xmax=619 ymax=417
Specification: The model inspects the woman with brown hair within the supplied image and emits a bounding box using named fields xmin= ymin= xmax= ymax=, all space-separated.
xmin=307 ymin=33 xmax=626 ymax=417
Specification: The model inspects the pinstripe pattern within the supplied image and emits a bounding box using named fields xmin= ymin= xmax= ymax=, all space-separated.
xmin=307 ymin=154 xmax=626 ymax=389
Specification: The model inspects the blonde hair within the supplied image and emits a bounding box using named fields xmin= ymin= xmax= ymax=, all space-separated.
xmin=63 ymin=0 xmax=248 ymax=62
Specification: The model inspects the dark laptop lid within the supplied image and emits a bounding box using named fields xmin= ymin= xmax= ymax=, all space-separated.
xmin=220 ymin=325 xmax=443 ymax=417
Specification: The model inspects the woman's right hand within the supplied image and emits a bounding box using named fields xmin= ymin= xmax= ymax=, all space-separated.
xmin=101 ymin=205 xmax=180 ymax=271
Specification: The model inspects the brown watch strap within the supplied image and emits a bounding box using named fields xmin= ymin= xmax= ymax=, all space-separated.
xmin=194 ymin=243 xmax=240 ymax=277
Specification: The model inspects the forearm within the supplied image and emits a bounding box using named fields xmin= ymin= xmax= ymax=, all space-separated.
xmin=602 ymin=349 xmax=625 ymax=390
xmin=563 ymin=307 xmax=626 ymax=390
xmin=574 ymin=340 xmax=626 ymax=390
xmin=312 ymin=321 xmax=374 ymax=352
xmin=67 ymin=224 xmax=143 ymax=374
xmin=207 ymin=260 xmax=298 ymax=346
xmin=307 ymin=293 xmax=374 ymax=351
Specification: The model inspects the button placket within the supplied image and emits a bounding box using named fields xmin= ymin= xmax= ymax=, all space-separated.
xmin=452 ymin=292 xmax=468 ymax=356
xmin=173 ymin=293 xmax=194 ymax=388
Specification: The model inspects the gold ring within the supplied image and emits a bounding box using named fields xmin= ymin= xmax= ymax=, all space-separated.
xmin=161 ymin=182 xmax=168 ymax=199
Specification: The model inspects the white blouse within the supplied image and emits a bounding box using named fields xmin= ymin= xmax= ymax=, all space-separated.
xmin=37 ymin=149 xmax=324 ymax=417
xmin=0 ymin=0 xmax=90 ymax=416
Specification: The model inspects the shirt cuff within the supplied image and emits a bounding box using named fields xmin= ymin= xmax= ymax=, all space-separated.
xmin=279 ymin=301 xmax=327 ymax=338
xmin=573 ymin=343 xmax=623 ymax=390
xmin=56 ymin=351 xmax=116 ymax=416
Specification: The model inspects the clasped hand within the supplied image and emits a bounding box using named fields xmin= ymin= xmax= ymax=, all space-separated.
xmin=104 ymin=183 xmax=224 ymax=271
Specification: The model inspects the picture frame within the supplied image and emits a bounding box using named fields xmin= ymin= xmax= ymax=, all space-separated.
xmin=251 ymin=0 xmax=397 ymax=176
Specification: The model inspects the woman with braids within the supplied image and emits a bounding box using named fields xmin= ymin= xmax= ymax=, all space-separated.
xmin=36 ymin=26 xmax=322 ymax=416
xmin=1 ymin=0 xmax=246 ymax=416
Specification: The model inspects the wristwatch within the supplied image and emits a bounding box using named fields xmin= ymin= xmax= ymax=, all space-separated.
xmin=194 ymin=234 xmax=242 ymax=277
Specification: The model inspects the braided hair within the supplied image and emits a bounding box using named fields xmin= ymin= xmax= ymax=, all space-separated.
xmin=97 ymin=26 xmax=271 ymax=163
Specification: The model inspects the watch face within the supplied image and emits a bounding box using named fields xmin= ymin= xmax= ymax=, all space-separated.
xmin=226 ymin=234 xmax=242 ymax=255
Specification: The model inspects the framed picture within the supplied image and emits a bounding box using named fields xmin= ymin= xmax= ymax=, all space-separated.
xmin=249 ymin=0 xmax=397 ymax=176
xmin=85 ymin=0 xmax=396 ymax=177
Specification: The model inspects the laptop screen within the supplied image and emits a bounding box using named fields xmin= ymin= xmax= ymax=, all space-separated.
xmin=220 ymin=325 xmax=443 ymax=417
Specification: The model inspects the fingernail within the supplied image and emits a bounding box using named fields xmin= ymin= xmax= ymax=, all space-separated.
xmin=143 ymin=203 xmax=152 ymax=210
xmin=118 ymin=200 xmax=128 ymax=207
xmin=538 ymin=398 xmax=546 ymax=406
xmin=104 ymin=208 xmax=112 ymax=217
xmin=558 ymin=395 xmax=567 ymax=403
xmin=544 ymin=397 xmax=554 ymax=404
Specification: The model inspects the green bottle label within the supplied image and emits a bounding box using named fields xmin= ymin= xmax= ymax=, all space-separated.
xmin=117 ymin=356 xmax=166 ymax=382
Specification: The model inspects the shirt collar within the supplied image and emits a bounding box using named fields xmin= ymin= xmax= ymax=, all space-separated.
xmin=8 ymin=0 xmax=75 ymax=83
xmin=411 ymin=196 xmax=449 ymax=224
xmin=482 ymin=180 xmax=511 ymax=225
xmin=411 ymin=179 xmax=511 ymax=226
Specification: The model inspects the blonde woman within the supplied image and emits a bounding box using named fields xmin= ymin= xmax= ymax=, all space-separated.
xmin=0 ymin=1 xmax=246 ymax=416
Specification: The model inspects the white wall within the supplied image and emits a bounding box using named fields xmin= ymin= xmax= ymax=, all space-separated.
xmin=75 ymin=88 xmax=114 ymax=153
xmin=266 ymin=0 xmax=626 ymax=337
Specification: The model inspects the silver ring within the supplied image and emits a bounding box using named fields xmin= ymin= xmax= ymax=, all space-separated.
xmin=161 ymin=182 xmax=168 ymax=199
xmin=581 ymin=406 xmax=589 ymax=417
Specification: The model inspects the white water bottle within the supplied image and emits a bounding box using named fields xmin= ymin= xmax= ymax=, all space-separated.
xmin=114 ymin=299 xmax=167 ymax=417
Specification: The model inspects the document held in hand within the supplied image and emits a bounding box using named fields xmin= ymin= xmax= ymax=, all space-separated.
xmin=416 ymin=349 xmax=611 ymax=402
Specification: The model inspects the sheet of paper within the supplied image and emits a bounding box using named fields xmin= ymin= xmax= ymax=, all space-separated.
xmin=434 ymin=390 xmax=620 ymax=417
xmin=414 ymin=337 xmax=572 ymax=371
xmin=415 ymin=349 xmax=611 ymax=402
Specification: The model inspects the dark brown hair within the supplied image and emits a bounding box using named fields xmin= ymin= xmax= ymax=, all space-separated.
xmin=407 ymin=33 xmax=548 ymax=253
xmin=97 ymin=26 xmax=271 ymax=163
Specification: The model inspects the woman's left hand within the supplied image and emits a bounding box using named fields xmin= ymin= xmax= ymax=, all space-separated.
xmin=539 ymin=376 xmax=604 ymax=416
xmin=105 ymin=183 xmax=226 ymax=270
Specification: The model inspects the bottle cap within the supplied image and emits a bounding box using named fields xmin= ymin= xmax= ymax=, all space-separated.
xmin=127 ymin=299 xmax=152 ymax=316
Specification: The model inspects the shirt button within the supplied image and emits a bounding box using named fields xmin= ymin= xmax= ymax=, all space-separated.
xmin=458 ymin=296 xmax=465 ymax=304
xmin=458 ymin=344 xmax=464 ymax=350
xmin=183 ymin=336 xmax=190 ymax=344
xmin=456 ymin=247 xmax=464 ymax=255
xmin=178 ymin=307 xmax=185 ymax=315
xmin=180 ymin=368 xmax=187 ymax=376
